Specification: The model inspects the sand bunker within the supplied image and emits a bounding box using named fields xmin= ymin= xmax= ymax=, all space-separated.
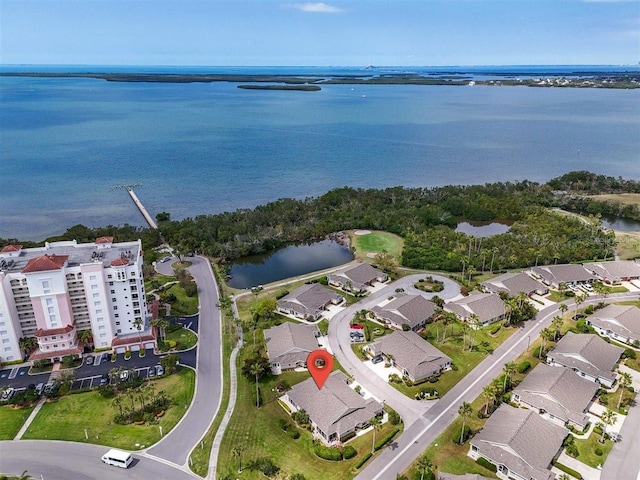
xmin=354 ymin=229 xmax=372 ymax=236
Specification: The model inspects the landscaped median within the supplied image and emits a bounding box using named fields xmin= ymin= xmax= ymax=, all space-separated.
xmin=20 ymin=368 xmax=195 ymax=450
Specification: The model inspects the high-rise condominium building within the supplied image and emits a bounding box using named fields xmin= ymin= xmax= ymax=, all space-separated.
xmin=0 ymin=237 xmax=154 ymax=363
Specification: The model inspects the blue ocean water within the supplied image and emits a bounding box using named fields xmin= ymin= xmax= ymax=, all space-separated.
xmin=1 ymin=66 xmax=639 ymax=240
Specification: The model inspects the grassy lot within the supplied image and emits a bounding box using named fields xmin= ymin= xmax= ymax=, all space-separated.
xmin=616 ymin=232 xmax=640 ymax=260
xmin=573 ymin=431 xmax=614 ymax=468
xmin=587 ymin=193 xmax=640 ymax=206
xmin=144 ymin=274 xmax=176 ymax=292
xmin=0 ymin=405 xmax=35 ymax=440
xmin=162 ymin=326 xmax=198 ymax=351
xmin=351 ymin=230 xmax=404 ymax=259
xmin=166 ymin=283 xmax=199 ymax=316
xmin=22 ymin=368 xmax=195 ymax=450
xmin=217 ymin=354 xmax=400 ymax=480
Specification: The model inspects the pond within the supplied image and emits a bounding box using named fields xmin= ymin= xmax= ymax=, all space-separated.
xmin=455 ymin=222 xmax=511 ymax=237
xmin=226 ymin=240 xmax=354 ymax=289
xmin=601 ymin=216 xmax=640 ymax=232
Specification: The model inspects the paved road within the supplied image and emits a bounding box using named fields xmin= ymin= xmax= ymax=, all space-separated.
xmin=0 ymin=441 xmax=198 ymax=480
xmin=146 ymin=256 xmax=223 ymax=467
xmin=354 ymin=292 xmax=640 ymax=480
xmin=328 ymin=274 xmax=460 ymax=425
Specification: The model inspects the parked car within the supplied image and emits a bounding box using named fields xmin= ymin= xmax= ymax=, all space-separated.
xmin=581 ymin=283 xmax=594 ymax=292
xmin=160 ymin=256 xmax=171 ymax=263
xmin=148 ymin=367 xmax=156 ymax=378
xmin=1 ymin=387 xmax=15 ymax=401
xmin=99 ymin=376 xmax=109 ymax=386
xmin=35 ymin=383 xmax=45 ymax=395
xmin=119 ymin=370 xmax=129 ymax=381
xmin=101 ymin=353 xmax=109 ymax=363
xmin=371 ymin=356 xmax=384 ymax=365
xmin=155 ymin=365 xmax=165 ymax=376
xmin=85 ymin=355 xmax=94 ymax=365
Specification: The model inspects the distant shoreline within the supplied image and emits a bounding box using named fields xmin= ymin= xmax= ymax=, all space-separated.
xmin=1 ymin=71 xmax=639 ymax=88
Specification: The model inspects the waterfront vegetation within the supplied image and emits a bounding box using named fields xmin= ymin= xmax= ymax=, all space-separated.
xmin=22 ymin=369 xmax=195 ymax=449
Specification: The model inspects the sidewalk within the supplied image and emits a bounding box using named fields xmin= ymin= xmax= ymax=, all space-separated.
xmin=556 ymin=451 xmax=601 ymax=480
xmin=13 ymin=397 xmax=46 ymax=440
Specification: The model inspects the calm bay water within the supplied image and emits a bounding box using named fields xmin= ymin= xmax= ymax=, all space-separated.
xmin=1 ymin=66 xmax=639 ymax=240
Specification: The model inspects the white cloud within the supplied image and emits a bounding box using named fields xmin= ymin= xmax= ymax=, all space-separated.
xmin=287 ymin=2 xmax=343 ymax=13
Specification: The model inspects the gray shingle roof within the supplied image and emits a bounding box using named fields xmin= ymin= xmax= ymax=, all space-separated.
xmin=371 ymin=294 xmax=437 ymax=329
xmin=531 ymin=264 xmax=596 ymax=286
xmin=286 ymin=370 xmax=383 ymax=438
xmin=277 ymin=283 xmax=343 ymax=318
xmin=446 ymin=292 xmax=506 ymax=324
xmin=513 ymin=363 xmax=598 ymax=427
xmin=583 ymin=260 xmax=640 ymax=283
xmin=471 ymin=405 xmax=567 ymax=480
xmin=587 ymin=304 xmax=640 ymax=340
xmin=263 ymin=323 xmax=320 ymax=365
xmin=482 ymin=272 xmax=547 ymax=296
xmin=547 ymin=332 xmax=624 ymax=384
xmin=369 ymin=331 xmax=451 ymax=381
xmin=327 ymin=262 xmax=386 ymax=290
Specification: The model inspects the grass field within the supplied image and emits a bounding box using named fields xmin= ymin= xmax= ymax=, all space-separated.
xmin=0 ymin=405 xmax=35 ymax=440
xmin=573 ymin=431 xmax=614 ymax=468
xmin=616 ymin=232 xmax=640 ymax=260
xmin=166 ymin=283 xmax=199 ymax=316
xmin=163 ymin=326 xmax=198 ymax=351
xmin=22 ymin=368 xmax=195 ymax=450
xmin=351 ymin=230 xmax=403 ymax=259
xmin=588 ymin=193 xmax=640 ymax=207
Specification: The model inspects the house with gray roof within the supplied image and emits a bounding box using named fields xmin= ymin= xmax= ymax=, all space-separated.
xmin=264 ymin=322 xmax=321 ymax=374
xmin=283 ymin=370 xmax=383 ymax=445
xmin=327 ymin=262 xmax=388 ymax=293
xmin=481 ymin=272 xmax=548 ymax=297
xmin=371 ymin=294 xmax=438 ymax=331
xmin=365 ymin=330 xmax=451 ymax=383
xmin=586 ymin=304 xmax=640 ymax=346
xmin=511 ymin=363 xmax=598 ymax=430
xmin=468 ymin=405 xmax=567 ymax=480
xmin=444 ymin=292 xmax=507 ymax=328
xmin=530 ymin=264 xmax=596 ymax=289
xmin=276 ymin=283 xmax=344 ymax=321
xmin=546 ymin=332 xmax=624 ymax=388
xmin=583 ymin=260 xmax=640 ymax=285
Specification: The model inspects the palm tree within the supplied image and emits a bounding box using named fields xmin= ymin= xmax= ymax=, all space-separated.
xmin=482 ymin=383 xmax=495 ymax=416
xmin=112 ymin=396 xmax=124 ymax=417
xmin=551 ymin=316 xmax=563 ymax=341
xmin=600 ymin=409 xmax=617 ymax=443
xmin=503 ymin=361 xmax=517 ymax=392
xmin=468 ymin=314 xmax=482 ymax=350
xmin=151 ymin=317 xmax=170 ymax=341
xmin=232 ymin=444 xmax=245 ymax=472
xmin=458 ymin=402 xmax=473 ymax=444
xmin=14 ymin=471 xmax=34 ymax=480
xmin=574 ymin=293 xmax=586 ymax=317
xmin=559 ymin=303 xmax=568 ymax=317
xmin=78 ymin=329 xmax=93 ymax=347
xmin=370 ymin=416 xmax=382 ymax=454
xmin=440 ymin=312 xmax=455 ymax=342
xmin=617 ymin=372 xmax=633 ymax=410
xmin=558 ymin=474 xmax=571 ymax=480
xmin=415 ymin=454 xmax=433 ymax=480
xmin=249 ymin=362 xmax=262 ymax=408
xmin=133 ymin=317 xmax=144 ymax=347
xmin=539 ymin=327 xmax=552 ymax=359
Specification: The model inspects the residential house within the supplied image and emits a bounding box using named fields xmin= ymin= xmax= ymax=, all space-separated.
xmin=263 ymin=322 xmax=321 ymax=374
xmin=511 ymin=363 xmax=598 ymax=430
xmin=530 ymin=264 xmax=596 ymax=289
xmin=481 ymin=272 xmax=548 ymax=297
xmin=444 ymin=292 xmax=507 ymax=328
xmin=546 ymin=332 xmax=624 ymax=388
xmin=276 ymin=283 xmax=344 ymax=321
xmin=586 ymin=304 xmax=640 ymax=346
xmin=468 ymin=405 xmax=567 ymax=480
xmin=371 ymin=294 xmax=438 ymax=331
xmin=283 ymin=370 xmax=383 ymax=445
xmin=327 ymin=263 xmax=388 ymax=293
xmin=365 ymin=330 xmax=451 ymax=383
xmin=583 ymin=260 xmax=640 ymax=285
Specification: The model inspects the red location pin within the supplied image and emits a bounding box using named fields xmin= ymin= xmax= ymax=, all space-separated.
xmin=307 ymin=349 xmax=333 ymax=390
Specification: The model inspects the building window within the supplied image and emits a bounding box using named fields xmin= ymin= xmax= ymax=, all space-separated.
xmin=110 ymin=290 xmax=115 ymax=294
xmin=2 ymin=339 xmax=9 ymax=344
xmin=93 ymin=293 xmax=99 ymax=298
xmin=49 ymin=315 xmax=56 ymax=322
xmin=4 ymin=347 xmax=11 ymax=352
xmin=111 ymin=298 xmax=116 ymax=302
xmin=99 ymin=333 xmax=107 ymax=338
xmin=91 ymin=284 xmax=98 ymax=290
xmin=53 ymin=344 xmax=58 ymax=348
xmin=98 ymin=325 xmax=105 ymax=330
xmin=107 ymin=275 xmax=112 ymax=279
xmin=94 ymin=301 xmax=101 ymax=306
xmin=52 ymin=336 xmax=57 ymax=339
xmin=48 ymin=307 xmax=55 ymax=314
xmin=97 ymin=317 xmax=104 ymax=322
xmin=115 ymin=322 xmax=121 ymax=326
xmin=117 ymin=329 xmax=122 ymax=334
xmin=96 ymin=309 xmax=102 ymax=314
xmin=114 ymin=314 xmax=119 ymax=318
xmin=89 ymin=275 xmax=97 ymax=281
xmin=46 ymin=298 xmax=53 ymax=306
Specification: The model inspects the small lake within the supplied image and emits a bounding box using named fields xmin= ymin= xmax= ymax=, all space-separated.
xmin=455 ymin=222 xmax=511 ymax=237
xmin=227 ymin=240 xmax=354 ymax=289
xmin=602 ymin=216 xmax=640 ymax=232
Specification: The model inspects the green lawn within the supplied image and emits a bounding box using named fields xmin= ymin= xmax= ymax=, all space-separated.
xmin=22 ymin=369 xmax=195 ymax=450
xmin=166 ymin=283 xmax=199 ymax=316
xmin=352 ymin=230 xmax=403 ymax=259
xmin=163 ymin=326 xmax=198 ymax=351
xmin=0 ymin=405 xmax=35 ymax=440
xmin=573 ymin=431 xmax=614 ymax=468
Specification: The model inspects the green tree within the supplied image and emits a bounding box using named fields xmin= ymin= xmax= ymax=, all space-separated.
xmin=551 ymin=316 xmax=564 ymax=341
xmin=232 ymin=444 xmax=245 ymax=473
xmin=600 ymin=409 xmax=617 ymax=443
xmin=482 ymin=383 xmax=497 ymax=416
xmin=250 ymin=362 xmax=262 ymax=408
xmin=374 ymin=250 xmax=399 ymax=275
xmin=539 ymin=327 xmax=552 ymax=359
xmin=503 ymin=361 xmax=516 ymax=392
xmin=254 ymin=297 xmax=277 ymax=319
xmin=159 ymin=353 xmax=180 ymax=374
xmin=458 ymin=402 xmax=473 ymax=444
xmin=415 ymin=454 xmax=433 ymax=480
xmin=617 ymin=372 xmax=633 ymax=410
xmin=370 ymin=416 xmax=382 ymax=454
xmin=151 ymin=317 xmax=170 ymax=341
xmin=133 ymin=317 xmax=144 ymax=347
xmin=78 ymin=329 xmax=93 ymax=347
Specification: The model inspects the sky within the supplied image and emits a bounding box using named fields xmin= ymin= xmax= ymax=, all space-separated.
xmin=1 ymin=0 xmax=639 ymax=66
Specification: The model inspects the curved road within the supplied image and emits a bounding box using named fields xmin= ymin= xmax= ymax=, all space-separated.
xmin=345 ymin=290 xmax=640 ymax=480
xmin=0 ymin=255 xmax=222 ymax=479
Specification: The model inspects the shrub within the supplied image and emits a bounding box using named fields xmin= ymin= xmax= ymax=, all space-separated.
xmin=490 ymin=324 xmax=501 ymax=335
xmin=355 ymin=452 xmax=372 ymax=469
xmin=290 ymin=475 xmax=307 ymax=480
xmin=375 ymin=428 xmax=400 ymax=451
xmin=250 ymin=457 xmax=280 ymax=477
xmin=342 ymin=445 xmax=357 ymax=459
xmin=292 ymin=410 xmax=310 ymax=426
xmin=388 ymin=408 xmax=401 ymax=425
xmin=554 ymin=462 xmax=583 ymax=479
xmin=340 ymin=431 xmax=357 ymax=443
xmin=288 ymin=429 xmax=300 ymax=440
xmin=450 ymin=363 xmax=458 ymax=371
xmin=585 ymin=305 xmax=594 ymax=315
xmin=563 ymin=434 xmax=574 ymax=446
xmin=313 ymin=444 xmax=343 ymax=461
xmin=98 ymin=385 xmax=116 ymax=398
xmin=428 ymin=375 xmax=440 ymax=383
xmin=532 ymin=346 xmax=543 ymax=358
xmin=518 ymin=361 xmax=531 ymax=374
xmin=623 ymin=348 xmax=637 ymax=360
xmin=402 ymin=324 xmax=411 ymax=331
xmin=565 ymin=444 xmax=579 ymax=457
xmin=595 ymin=447 xmax=603 ymax=456
xmin=275 ymin=290 xmax=289 ymax=300
xmin=476 ymin=457 xmax=497 ymax=472
xmin=278 ymin=418 xmax=289 ymax=430
xmin=453 ymin=425 xmax=471 ymax=444
xmin=319 ymin=276 xmax=328 ymax=285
